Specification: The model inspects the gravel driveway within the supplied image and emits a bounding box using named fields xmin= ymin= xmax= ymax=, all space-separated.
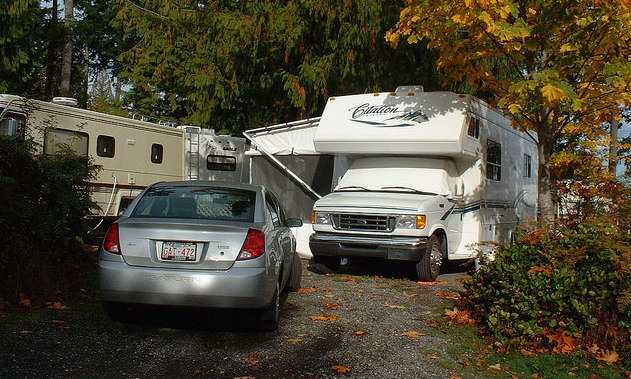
xmin=0 ymin=259 xmax=470 ymax=378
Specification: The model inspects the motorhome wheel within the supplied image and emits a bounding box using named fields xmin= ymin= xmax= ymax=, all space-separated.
xmin=416 ymin=235 xmax=442 ymax=282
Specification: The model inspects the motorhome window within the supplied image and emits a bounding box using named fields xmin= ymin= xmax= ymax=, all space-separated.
xmin=151 ymin=143 xmax=163 ymax=163
xmin=467 ymin=117 xmax=480 ymax=139
xmin=97 ymin=135 xmax=115 ymax=158
xmin=44 ymin=128 xmax=88 ymax=156
xmin=524 ymin=154 xmax=532 ymax=178
xmin=207 ymin=155 xmax=236 ymax=171
xmin=486 ymin=140 xmax=502 ymax=181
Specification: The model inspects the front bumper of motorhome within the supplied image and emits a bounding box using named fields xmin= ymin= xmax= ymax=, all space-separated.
xmin=309 ymin=232 xmax=429 ymax=261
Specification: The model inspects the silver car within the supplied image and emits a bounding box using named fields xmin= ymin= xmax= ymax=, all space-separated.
xmin=99 ymin=181 xmax=303 ymax=330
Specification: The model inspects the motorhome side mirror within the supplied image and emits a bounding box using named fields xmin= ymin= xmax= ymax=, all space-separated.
xmin=454 ymin=179 xmax=464 ymax=198
xmin=287 ymin=218 xmax=303 ymax=228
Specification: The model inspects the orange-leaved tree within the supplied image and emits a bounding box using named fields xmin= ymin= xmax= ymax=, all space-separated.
xmin=386 ymin=0 xmax=631 ymax=224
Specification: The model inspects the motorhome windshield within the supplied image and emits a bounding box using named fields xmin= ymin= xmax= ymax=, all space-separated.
xmin=334 ymin=157 xmax=454 ymax=196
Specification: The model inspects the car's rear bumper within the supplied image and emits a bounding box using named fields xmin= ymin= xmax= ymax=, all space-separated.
xmin=99 ymin=257 xmax=276 ymax=309
xmin=309 ymin=232 xmax=429 ymax=261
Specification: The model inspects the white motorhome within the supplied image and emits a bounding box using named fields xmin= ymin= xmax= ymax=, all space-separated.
xmin=0 ymin=95 xmax=248 ymax=219
xmin=309 ymin=87 xmax=538 ymax=281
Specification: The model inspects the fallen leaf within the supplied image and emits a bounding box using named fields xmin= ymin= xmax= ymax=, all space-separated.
xmin=305 ymin=373 xmax=315 ymax=377
xmin=520 ymin=348 xmax=536 ymax=356
xmin=399 ymin=331 xmax=424 ymax=338
xmin=298 ymin=287 xmax=318 ymax=293
xmin=48 ymin=302 xmax=69 ymax=310
xmin=20 ymin=330 xmax=32 ymax=334
xmin=325 ymin=302 xmax=341 ymax=310
xmin=193 ymin=369 xmax=203 ymax=374
xmin=384 ymin=302 xmax=406 ymax=309
xmin=404 ymin=293 xmax=419 ymax=297
xmin=417 ymin=281 xmax=437 ymax=285
xmin=350 ymin=330 xmax=369 ymax=335
xmin=488 ymin=363 xmax=502 ymax=370
xmin=543 ymin=329 xmax=576 ymax=353
xmin=287 ymin=339 xmax=302 ymax=343
xmin=19 ymin=293 xmax=31 ymax=307
xmin=331 ymin=365 xmax=351 ymax=373
xmin=429 ymin=355 xmax=440 ymax=359
xmin=340 ymin=276 xmax=361 ymax=282
xmin=436 ymin=292 xmax=460 ymax=300
xmin=595 ymin=350 xmax=619 ymax=364
xmin=247 ymin=360 xmax=261 ymax=365
xmin=444 ymin=307 xmax=476 ymax=325
xmin=310 ymin=315 xmax=339 ymax=322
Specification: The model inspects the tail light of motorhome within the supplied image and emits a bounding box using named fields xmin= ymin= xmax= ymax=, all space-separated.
xmin=103 ymin=223 xmax=122 ymax=254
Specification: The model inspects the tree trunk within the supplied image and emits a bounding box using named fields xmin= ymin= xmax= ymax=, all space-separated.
xmin=609 ymin=118 xmax=620 ymax=174
xmin=44 ymin=0 xmax=59 ymax=100
xmin=59 ymin=0 xmax=73 ymax=98
xmin=537 ymin=133 xmax=555 ymax=225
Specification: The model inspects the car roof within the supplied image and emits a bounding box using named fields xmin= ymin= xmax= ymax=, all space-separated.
xmin=149 ymin=181 xmax=265 ymax=192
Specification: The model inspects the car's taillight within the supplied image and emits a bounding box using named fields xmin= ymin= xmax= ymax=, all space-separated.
xmin=237 ymin=229 xmax=265 ymax=260
xmin=103 ymin=223 xmax=122 ymax=254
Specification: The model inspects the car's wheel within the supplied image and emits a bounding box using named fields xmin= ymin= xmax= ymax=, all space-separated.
xmin=258 ymin=281 xmax=280 ymax=331
xmin=287 ymin=254 xmax=302 ymax=292
xmin=312 ymin=255 xmax=340 ymax=274
xmin=102 ymin=301 xmax=131 ymax=323
xmin=416 ymin=235 xmax=443 ymax=282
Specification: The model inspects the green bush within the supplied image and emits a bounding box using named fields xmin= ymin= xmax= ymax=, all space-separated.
xmin=0 ymin=136 xmax=98 ymax=302
xmin=463 ymin=217 xmax=631 ymax=353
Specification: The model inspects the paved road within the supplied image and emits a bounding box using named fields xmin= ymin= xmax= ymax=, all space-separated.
xmin=0 ymin=259 xmax=470 ymax=378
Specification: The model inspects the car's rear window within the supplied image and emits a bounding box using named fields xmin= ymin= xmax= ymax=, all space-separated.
xmin=131 ymin=185 xmax=256 ymax=222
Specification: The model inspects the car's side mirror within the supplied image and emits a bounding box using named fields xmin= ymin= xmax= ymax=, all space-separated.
xmin=286 ymin=218 xmax=303 ymax=228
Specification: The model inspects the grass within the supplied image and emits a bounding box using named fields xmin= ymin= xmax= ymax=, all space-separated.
xmin=434 ymin=309 xmax=631 ymax=378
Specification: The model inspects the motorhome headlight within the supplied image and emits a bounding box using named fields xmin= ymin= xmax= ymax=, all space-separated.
xmin=396 ymin=214 xmax=426 ymax=229
xmin=312 ymin=211 xmax=331 ymax=225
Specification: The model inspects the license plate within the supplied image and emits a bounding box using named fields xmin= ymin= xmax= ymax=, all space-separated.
xmin=161 ymin=241 xmax=197 ymax=261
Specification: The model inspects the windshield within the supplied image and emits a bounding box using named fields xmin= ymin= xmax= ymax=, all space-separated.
xmin=131 ymin=185 xmax=256 ymax=222
xmin=333 ymin=157 xmax=454 ymax=196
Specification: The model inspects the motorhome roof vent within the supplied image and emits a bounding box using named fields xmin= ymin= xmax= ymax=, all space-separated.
xmin=52 ymin=97 xmax=78 ymax=107
xmin=395 ymin=85 xmax=424 ymax=94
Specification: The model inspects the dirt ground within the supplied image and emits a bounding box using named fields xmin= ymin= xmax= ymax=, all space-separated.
xmin=0 ymin=259 xmax=472 ymax=378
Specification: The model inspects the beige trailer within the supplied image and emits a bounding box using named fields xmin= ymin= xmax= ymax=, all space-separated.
xmin=0 ymin=95 xmax=185 ymax=217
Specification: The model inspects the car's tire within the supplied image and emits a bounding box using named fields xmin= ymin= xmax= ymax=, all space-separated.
xmin=287 ymin=254 xmax=303 ymax=292
xmin=312 ymin=256 xmax=340 ymax=274
xmin=258 ymin=281 xmax=280 ymax=331
xmin=102 ymin=301 xmax=131 ymax=323
xmin=416 ymin=235 xmax=443 ymax=282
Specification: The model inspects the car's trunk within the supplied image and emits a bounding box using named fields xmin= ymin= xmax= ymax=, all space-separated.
xmin=117 ymin=218 xmax=256 ymax=270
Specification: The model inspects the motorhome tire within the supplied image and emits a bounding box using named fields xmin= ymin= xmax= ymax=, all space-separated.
xmin=312 ymin=256 xmax=340 ymax=274
xmin=416 ymin=235 xmax=442 ymax=282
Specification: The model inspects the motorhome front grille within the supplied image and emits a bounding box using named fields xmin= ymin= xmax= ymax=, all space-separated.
xmin=332 ymin=214 xmax=394 ymax=232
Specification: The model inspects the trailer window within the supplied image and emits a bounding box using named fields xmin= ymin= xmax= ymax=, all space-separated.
xmin=467 ymin=117 xmax=480 ymax=139
xmin=524 ymin=154 xmax=532 ymax=178
xmin=0 ymin=112 xmax=25 ymax=136
xmin=207 ymin=155 xmax=236 ymax=171
xmin=44 ymin=128 xmax=89 ymax=156
xmin=151 ymin=143 xmax=163 ymax=163
xmin=97 ymin=135 xmax=115 ymax=158
xmin=486 ymin=140 xmax=502 ymax=181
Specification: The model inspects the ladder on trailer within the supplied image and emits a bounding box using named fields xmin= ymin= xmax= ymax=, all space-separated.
xmin=186 ymin=127 xmax=200 ymax=180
